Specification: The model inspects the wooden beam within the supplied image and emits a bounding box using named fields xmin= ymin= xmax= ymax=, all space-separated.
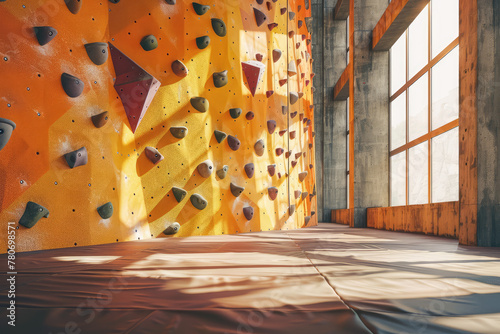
xmin=333 ymin=64 xmax=351 ymax=101
xmin=334 ymin=0 xmax=349 ymax=20
xmin=331 ymin=209 xmax=351 ymax=225
xmin=372 ymin=0 xmax=430 ymax=51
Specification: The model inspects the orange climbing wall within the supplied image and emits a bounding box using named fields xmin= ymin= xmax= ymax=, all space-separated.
xmin=0 ymin=0 xmax=316 ymax=253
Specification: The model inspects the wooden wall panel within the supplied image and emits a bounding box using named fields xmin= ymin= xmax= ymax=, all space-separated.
xmin=331 ymin=208 xmax=350 ymax=225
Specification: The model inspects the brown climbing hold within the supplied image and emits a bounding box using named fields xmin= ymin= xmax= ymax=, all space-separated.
xmin=312 ymin=211 xmax=316 ymax=216
xmin=254 ymin=139 xmax=265 ymax=156
xmin=34 ymin=26 xmax=57 ymax=46
xmin=227 ymin=135 xmax=241 ymax=151
xmin=256 ymin=0 xmax=263 ymax=4
xmin=65 ymin=0 xmax=82 ymax=14
xmin=298 ymin=171 xmax=308 ymax=182
xmin=214 ymin=130 xmax=227 ymax=143
xmin=303 ymin=152 xmax=306 ymax=157
xmin=289 ymin=205 xmax=295 ymax=215
xmin=197 ymin=160 xmax=213 ymax=178
xmin=312 ymin=132 xmax=316 ymax=138
xmin=255 ymin=53 xmax=263 ymax=61
xmin=268 ymin=187 xmax=278 ymax=200
xmin=230 ymin=183 xmax=244 ymax=197
xmin=272 ymin=49 xmax=282 ymax=62
xmin=280 ymin=8 xmax=287 ymax=15
xmin=290 ymin=92 xmax=299 ymax=104
xmin=294 ymin=190 xmax=301 ymax=199
xmin=306 ymin=79 xmax=310 ymax=86
xmin=213 ymin=70 xmax=228 ymax=88
xmin=172 ymin=187 xmax=187 ymax=202
xmin=285 ymin=151 xmax=291 ymax=158
xmin=268 ymin=23 xmax=278 ymax=31
xmin=298 ymin=20 xmax=303 ymax=28
xmin=290 ymin=131 xmax=296 ymax=139
xmin=172 ymin=60 xmax=189 ymax=77
xmin=64 ymin=147 xmax=88 ymax=169
xmin=291 ymin=161 xmax=297 ymax=167
xmin=211 ymin=18 xmax=227 ymax=37
xmin=91 ymin=111 xmax=109 ymax=128
xmin=290 ymin=111 xmax=297 ymax=118
xmin=190 ymin=194 xmax=207 ymax=210
xmin=267 ymin=120 xmax=277 ymax=134
xmin=304 ymin=216 xmax=311 ymax=225
xmin=309 ymin=143 xmax=313 ymax=149
xmin=245 ymin=111 xmax=255 ymax=120
xmin=266 ymin=1 xmax=272 ymax=10
xmin=145 ymin=146 xmax=164 ymax=164
xmin=242 ymin=61 xmax=266 ymax=96
xmin=276 ymin=148 xmax=284 ymax=156
xmin=267 ymin=164 xmax=276 ymax=176
xmin=299 ymin=113 xmax=304 ymax=121
xmin=295 ymin=152 xmax=302 ymax=159
xmin=278 ymin=172 xmax=282 ymax=178
xmin=288 ymin=61 xmax=297 ymax=76
xmin=0 ymin=118 xmax=16 ymax=151
xmin=19 ymin=201 xmax=50 ymax=228
xmin=84 ymin=42 xmax=108 ymax=65
xmin=244 ymin=163 xmax=255 ymax=178
xmin=216 ymin=165 xmax=229 ymax=179
xmin=288 ymin=31 xmax=295 ymax=38
xmin=279 ymin=79 xmax=287 ymax=86
xmin=61 ymin=73 xmax=84 ymax=98
xmin=304 ymin=126 xmax=309 ymax=133
xmin=170 ymin=126 xmax=188 ymax=139
xmin=279 ymin=129 xmax=287 ymax=136
xmin=163 ymin=222 xmax=180 ymax=235
xmin=301 ymin=192 xmax=309 ymax=200
xmin=243 ymin=206 xmax=254 ymax=220
xmin=298 ymin=92 xmax=304 ymax=99
xmin=266 ymin=90 xmax=274 ymax=98
xmin=190 ymin=97 xmax=209 ymax=112
xmin=298 ymin=5 xmax=302 ymax=11
xmin=196 ymin=36 xmax=211 ymax=49
xmin=253 ymin=8 xmax=267 ymax=26
xmin=297 ymin=59 xmax=302 ymax=66
xmin=301 ymin=73 xmax=306 ymax=79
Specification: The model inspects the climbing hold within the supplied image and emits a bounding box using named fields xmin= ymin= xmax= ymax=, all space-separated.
xmin=170 ymin=126 xmax=188 ymax=139
xmin=196 ymin=36 xmax=211 ymax=49
xmin=290 ymin=131 xmax=296 ymax=139
xmin=211 ymin=18 xmax=227 ymax=37
xmin=297 ymin=59 xmax=302 ymax=66
xmin=267 ymin=120 xmax=277 ymax=134
xmin=61 ymin=73 xmax=84 ymax=98
xmin=266 ymin=1 xmax=272 ymax=10
xmin=64 ymin=147 xmax=88 ymax=169
xmin=216 ymin=165 xmax=229 ymax=179
xmin=84 ymin=42 xmax=108 ymax=65
xmin=109 ymin=0 xmax=120 ymax=3
xmin=190 ymin=194 xmax=207 ymax=210
xmin=311 ymin=211 xmax=316 ymax=216
xmin=278 ymin=129 xmax=287 ymax=136
xmin=171 ymin=60 xmax=189 ymax=77
xmin=266 ymin=90 xmax=274 ymax=98
xmin=91 ymin=111 xmax=109 ymax=128
xmin=245 ymin=111 xmax=255 ymax=120
xmin=19 ymin=201 xmax=49 ymax=228
xmin=241 ymin=61 xmax=266 ymax=96
xmin=298 ymin=171 xmax=308 ymax=182
xmin=214 ymin=130 xmax=227 ymax=143
xmin=280 ymin=7 xmax=287 ymax=15
xmin=291 ymin=160 xmax=297 ymax=167
xmin=289 ymin=11 xmax=295 ymax=20
xmin=172 ymin=187 xmax=187 ymax=202
xmin=299 ymin=113 xmax=304 ymax=121
xmin=192 ymin=2 xmax=210 ymax=15
xmin=268 ymin=187 xmax=278 ymax=200
xmin=298 ymin=20 xmax=303 ymax=28
xmin=140 ymin=35 xmax=158 ymax=51
xmin=165 ymin=0 xmax=176 ymax=4
xmin=268 ymin=23 xmax=278 ymax=31
xmin=298 ymin=92 xmax=304 ymax=99
xmin=145 ymin=146 xmax=164 ymax=164
xmin=304 ymin=126 xmax=309 ymax=133
xmin=290 ymin=92 xmax=299 ymax=104
xmin=279 ymin=79 xmax=287 ymax=86
xmin=243 ymin=206 xmax=254 ymax=220
xmin=163 ymin=222 xmax=180 ymax=235
xmin=244 ymin=163 xmax=255 ymax=178
xmin=278 ymin=172 xmax=282 ymax=178
xmin=253 ymin=8 xmax=267 ymax=26
xmin=288 ymin=31 xmax=295 ymax=38
xmin=197 ymin=160 xmax=213 ymax=178
xmin=272 ymin=49 xmax=282 ymax=62
xmin=305 ymin=80 xmax=310 ymax=86
xmin=255 ymin=53 xmax=263 ymax=61
xmin=190 ymin=97 xmax=209 ymax=112
xmin=227 ymin=135 xmax=241 ymax=151
xmin=230 ymin=183 xmax=244 ymax=197
xmin=97 ymin=202 xmax=113 ymax=219
xmin=256 ymin=0 xmax=263 ymax=4
xmin=65 ymin=0 xmax=82 ymax=14
xmin=295 ymin=152 xmax=302 ymax=159
xmin=301 ymin=192 xmax=309 ymax=200
xmin=304 ymin=216 xmax=311 ymax=225
xmin=309 ymin=143 xmax=313 ymax=149
xmin=254 ymin=139 xmax=265 ymax=156
xmin=33 ymin=26 xmax=57 ymax=46
xmin=290 ymin=111 xmax=297 ymax=118
xmin=276 ymin=148 xmax=284 ymax=156
xmin=0 ymin=118 xmax=16 ymax=151
xmin=289 ymin=205 xmax=295 ymax=215
xmin=267 ymin=164 xmax=276 ymax=176
xmin=213 ymin=70 xmax=228 ymax=88
xmin=312 ymin=131 xmax=316 ymax=137
xmin=108 ymin=43 xmax=160 ymax=133
xmin=229 ymin=108 xmax=242 ymax=119
xmin=301 ymin=73 xmax=306 ymax=79
xmin=298 ymin=5 xmax=302 ymax=11
xmin=294 ymin=190 xmax=301 ymax=199
xmin=282 ymin=106 xmax=288 ymax=115
xmin=288 ymin=61 xmax=297 ymax=76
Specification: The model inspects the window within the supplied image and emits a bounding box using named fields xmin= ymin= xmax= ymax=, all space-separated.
xmin=389 ymin=1 xmax=459 ymax=206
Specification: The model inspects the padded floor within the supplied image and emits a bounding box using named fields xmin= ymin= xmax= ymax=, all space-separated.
xmin=1 ymin=223 xmax=500 ymax=333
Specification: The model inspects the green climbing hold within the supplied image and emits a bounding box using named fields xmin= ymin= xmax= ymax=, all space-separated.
xmin=140 ymin=35 xmax=158 ymax=51
xmin=213 ymin=70 xmax=228 ymax=88
xmin=211 ymin=18 xmax=227 ymax=37
xmin=192 ymin=2 xmax=210 ymax=15
xmin=216 ymin=165 xmax=229 ymax=179
xmin=84 ymin=42 xmax=108 ymax=65
xmin=172 ymin=187 xmax=187 ymax=203
xmin=170 ymin=126 xmax=188 ymax=139
xmin=229 ymin=108 xmax=242 ymax=119
xmin=214 ymin=130 xmax=227 ymax=143
xmin=190 ymin=194 xmax=207 ymax=210
xmin=97 ymin=202 xmax=113 ymax=219
xmin=19 ymin=201 xmax=49 ymax=228
xmin=163 ymin=222 xmax=180 ymax=235
xmin=190 ymin=97 xmax=209 ymax=112
xmin=196 ymin=36 xmax=210 ymax=49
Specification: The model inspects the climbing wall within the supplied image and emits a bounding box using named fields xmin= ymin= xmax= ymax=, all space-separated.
xmin=0 ymin=0 xmax=316 ymax=253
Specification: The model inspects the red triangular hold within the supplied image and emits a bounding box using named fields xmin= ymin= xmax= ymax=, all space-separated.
xmin=242 ymin=61 xmax=266 ymax=96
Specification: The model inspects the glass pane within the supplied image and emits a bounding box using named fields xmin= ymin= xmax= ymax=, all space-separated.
xmin=391 ymin=152 xmax=406 ymax=206
xmin=390 ymin=92 xmax=406 ymax=150
xmin=408 ymin=141 xmax=428 ymax=205
xmin=408 ymin=73 xmax=428 ymax=141
xmin=432 ymin=127 xmax=459 ymax=202
xmin=408 ymin=5 xmax=429 ymax=78
xmin=390 ymin=32 xmax=406 ymax=96
xmin=431 ymin=0 xmax=459 ymax=58
xmin=431 ymin=46 xmax=459 ymax=130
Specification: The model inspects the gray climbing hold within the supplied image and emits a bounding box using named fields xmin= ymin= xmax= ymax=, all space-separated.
xmin=282 ymin=106 xmax=288 ymax=115
xmin=289 ymin=91 xmax=299 ymax=104
xmin=19 ymin=201 xmax=49 ymax=228
xmin=230 ymin=183 xmax=244 ymax=197
xmin=229 ymin=108 xmax=242 ymax=119
xmin=216 ymin=165 xmax=229 ymax=179
xmin=244 ymin=163 xmax=254 ymax=178
xmin=272 ymin=49 xmax=282 ymax=62
xmin=213 ymin=70 xmax=228 ymax=88
xmin=165 ymin=0 xmax=176 ymax=4
xmin=289 ymin=11 xmax=295 ymax=20
xmin=190 ymin=194 xmax=207 ymax=210
xmin=84 ymin=42 xmax=108 ymax=65
xmin=190 ymin=97 xmax=209 ymax=112
xmin=214 ymin=130 xmax=227 ymax=143
xmin=172 ymin=187 xmax=187 ymax=202
xmin=109 ymin=0 xmax=120 ymax=3
xmin=171 ymin=60 xmax=189 ymax=77
xmin=254 ymin=139 xmax=265 ymax=156
xmin=197 ymin=159 xmax=213 ymax=178
xmin=227 ymin=135 xmax=240 ymax=151
xmin=211 ymin=18 xmax=227 ymax=37
xmin=253 ymin=8 xmax=267 ymax=26
xmin=298 ymin=171 xmax=308 ymax=182
xmin=145 ymin=146 xmax=164 ymax=164
xmin=97 ymin=202 xmax=113 ymax=219
xmin=91 ymin=111 xmax=109 ymax=128
xmin=61 ymin=73 xmax=84 ymax=98
xmin=34 ymin=26 xmax=58 ymax=46
xmin=289 ymin=205 xmax=295 ymax=215
xmin=267 ymin=164 xmax=276 ymax=176
xmin=163 ymin=222 xmax=180 ymax=235
xmin=243 ymin=206 xmax=254 ymax=220
xmin=140 ymin=35 xmax=158 ymax=51
xmin=196 ymin=36 xmax=210 ymax=49
xmin=311 ymin=211 xmax=316 ymax=216
xmin=0 ymin=118 xmax=16 ymax=151
xmin=192 ymin=2 xmax=210 ymax=15
xmin=64 ymin=147 xmax=88 ymax=169
xmin=256 ymin=0 xmax=263 ymax=4
xmin=304 ymin=216 xmax=311 ymax=225
xmin=170 ymin=126 xmax=188 ymax=139
xmin=268 ymin=187 xmax=278 ymax=200
xmin=65 ymin=0 xmax=82 ymax=14
xmin=267 ymin=120 xmax=277 ymax=134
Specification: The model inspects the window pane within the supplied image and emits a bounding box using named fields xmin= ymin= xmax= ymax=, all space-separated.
xmin=390 ymin=92 xmax=406 ymax=150
xmin=408 ymin=5 xmax=429 ymax=78
xmin=432 ymin=127 xmax=459 ymax=202
xmin=408 ymin=141 xmax=428 ymax=205
xmin=431 ymin=46 xmax=459 ymax=129
xmin=408 ymin=73 xmax=428 ymax=141
xmin=391 ymin=152 xmax=406 ymax=206
xmin=390 ymin=32 xmax=406 ymax=96
xmin=431 ymin=0 xmax=459 ymax=58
